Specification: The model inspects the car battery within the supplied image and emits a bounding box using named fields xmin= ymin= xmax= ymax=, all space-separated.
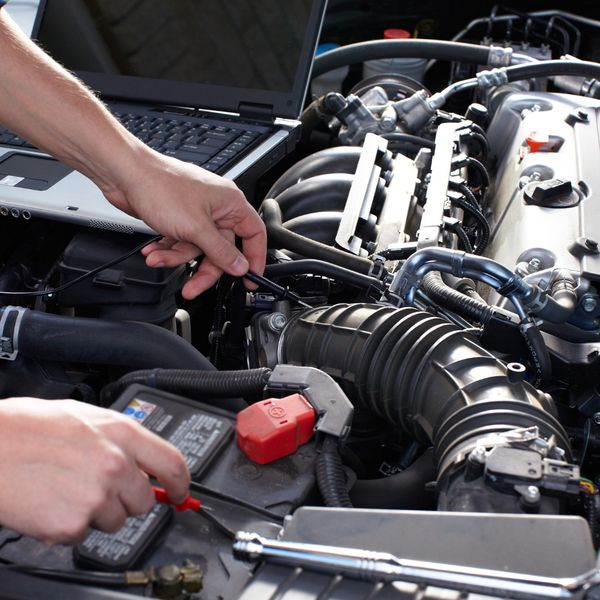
xmin=74 ymin=384 xmax=319 ymax=571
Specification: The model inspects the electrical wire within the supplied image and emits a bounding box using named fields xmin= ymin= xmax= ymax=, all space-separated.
xmin=0 ymin=235 xmax=162 ymax=297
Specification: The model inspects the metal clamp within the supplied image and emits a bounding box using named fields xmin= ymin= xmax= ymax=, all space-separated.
xmin=0 ymin=306 xmax=27 ymax=361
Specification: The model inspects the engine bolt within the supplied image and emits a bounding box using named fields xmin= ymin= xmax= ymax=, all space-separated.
xmin=525 ymin=486 xmax=541 ymax=502
xmin=267 ymin=312 xmax=287 ymax=333
xmin=527 ymin=257 xmax=542 ymax=273
xmin=582 ymin=296 xmax=598 ymax=313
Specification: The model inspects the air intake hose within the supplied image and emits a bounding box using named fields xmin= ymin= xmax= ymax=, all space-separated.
xmin=279 ymin=303 xmax=571 ymax=478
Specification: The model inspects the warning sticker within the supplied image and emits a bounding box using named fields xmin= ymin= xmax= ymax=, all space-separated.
xmin=122 ymin=398 xmax=157 ymax=425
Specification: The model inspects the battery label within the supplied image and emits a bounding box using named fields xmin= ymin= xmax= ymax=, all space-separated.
xmin=75 ymin=504 xmax=171 ymax=570
xmin=120 ymin=392 xmax=233 ymax=477
xmin=167 ymin=413 xmax=228 ymax=473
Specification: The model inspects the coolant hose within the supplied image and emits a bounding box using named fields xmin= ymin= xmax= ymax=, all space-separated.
xmin=313 ymin=40 xmax=497 ymax=77
xmin=265 ymin=259 xmax=383 ymax=291
xmin=421 ymin=272 xmax=493 ymax=323
xmin=0 ymin=306 xmax=214 ymax=370
xmin=100 ymin=367 xmax=271 ymax=408
xmin=267 ymin=147 xmax=362 ymax=199
xmin=316 ymin=434 xmax=353 ymax=508
xmin=261 ymin=198 xmax=377 ymax=276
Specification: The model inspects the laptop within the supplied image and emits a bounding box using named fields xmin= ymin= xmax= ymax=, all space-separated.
xmin=0 ymin=0 xmax=327 ymax=234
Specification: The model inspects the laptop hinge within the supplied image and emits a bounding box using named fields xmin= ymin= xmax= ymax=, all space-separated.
xmin=238 ymin=102 xmax=274 ymax=122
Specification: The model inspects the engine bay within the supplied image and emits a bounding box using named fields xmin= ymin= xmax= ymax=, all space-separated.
xmin=2 ymin=3 xmax=600 ymax=599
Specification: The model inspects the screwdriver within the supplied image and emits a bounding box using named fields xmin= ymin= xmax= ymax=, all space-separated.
xmin=152 ymin=486 xmax=201 ymax=512
xmin=244 ymin=270 xmax=312 ymax=309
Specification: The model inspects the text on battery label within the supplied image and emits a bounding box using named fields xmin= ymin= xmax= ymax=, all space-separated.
xmin=167 ymin=413 xmax=227 ymax=471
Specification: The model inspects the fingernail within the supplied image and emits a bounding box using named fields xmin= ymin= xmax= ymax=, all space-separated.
xmin=232 ymin=255 xmax=249 ymax=275
xmin=153 ymin=262 xmax=165 ymax=268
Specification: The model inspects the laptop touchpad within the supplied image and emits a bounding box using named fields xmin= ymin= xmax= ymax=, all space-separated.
xmin=0 ymin=153 xmax=72 ymax=191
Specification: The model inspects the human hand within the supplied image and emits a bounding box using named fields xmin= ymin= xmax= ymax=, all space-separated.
xmin=104 ymin=150 xmax=266 ymax=299
xmin=0 ymin=397 xmax=189 ymax=544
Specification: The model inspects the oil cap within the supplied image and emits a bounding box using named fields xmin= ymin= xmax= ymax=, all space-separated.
xmin=523 ymin=178 xmax=578 ymax=208
xmin=236 ymin=394 xmax=316 ymax=464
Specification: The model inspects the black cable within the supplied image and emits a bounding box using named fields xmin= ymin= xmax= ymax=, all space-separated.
xmin=464 ymin=157 xmax=490 ymax=189
xmin=454 ymin=223 xmax=474 ymax=253
xmin=4 ymin=565 xmax=126 ymax=586
xmin=447 ymin=192 xmax=490 ymax=254
xmin=0 ymin=235 xmax=162 ymax=297
xmin=380 ymin=132 xmax=435 ymax=150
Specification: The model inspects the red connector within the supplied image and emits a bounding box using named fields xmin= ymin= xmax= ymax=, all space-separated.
xmin=152 ymin=486 xmax=201 ymax=512
xmin=236 ymin=394 xmax=316 ymax=464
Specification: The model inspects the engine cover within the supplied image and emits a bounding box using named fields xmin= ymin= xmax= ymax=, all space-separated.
xmin=486 ymin=92 xmax=600 ymax=288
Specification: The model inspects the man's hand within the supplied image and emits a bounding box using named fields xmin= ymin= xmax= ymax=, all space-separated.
xmin=0 ymin=11 xmax=267 ymax=300
xmin=103 ymin=151 xmax=266 ymax=299
xmin=0 ymin=398 xmax=190 ymax=544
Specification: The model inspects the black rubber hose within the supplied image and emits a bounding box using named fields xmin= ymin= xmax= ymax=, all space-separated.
xmin=350 ymin=449 xmax=435 ymax=509
xmin=280 ymin=303 xmax=570 ymax=470
xmin=313 ymin=40 xmax=494 ymax=78
xmin=273 ymin=174 xmax=355 ymax=220
xmin=261 ymin=198 xmax=376 ymax=276
xmin=521 ymin=320 xmax=552 ymax=385
xmin=421 ymin=272 xmax=493 ymax=324
xmin=504 ymin=59 xmax=600 ymax=83
xmin=265 ymin=260 xmax=383 ymax=291
xmin=316 ymin=435 xmax=353 ymax=508
xmin=101 ymin=367 xmax=271 ymax=407
xmin=3 ymin=307 xmax=214 ymax=370
xmin=267 ymin=147 xmax=363 ymax=199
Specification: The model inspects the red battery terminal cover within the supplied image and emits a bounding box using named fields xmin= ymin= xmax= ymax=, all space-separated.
xmin=236 ymin=394 xmax=316 ymax=464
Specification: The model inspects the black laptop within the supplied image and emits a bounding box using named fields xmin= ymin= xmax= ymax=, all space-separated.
xmin=0 ymin=0 xmax=327 ymax=233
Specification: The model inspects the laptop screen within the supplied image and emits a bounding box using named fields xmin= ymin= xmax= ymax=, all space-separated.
xmin=35 ymin=0 xmax=327 ymax=119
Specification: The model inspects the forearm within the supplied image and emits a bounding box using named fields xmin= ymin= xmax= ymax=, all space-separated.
xmin=0 ymin=10 xmax=149 ymax=196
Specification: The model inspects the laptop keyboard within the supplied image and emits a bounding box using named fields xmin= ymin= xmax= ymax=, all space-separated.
xmin=0 ymin=110 xmax=271 ymax=174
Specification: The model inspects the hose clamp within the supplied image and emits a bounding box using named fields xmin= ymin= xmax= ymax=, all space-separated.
xmin=0 ymin=306 xmax=27 ymax=361
xmin=476 ymin=68 xmax=509 ymax=90
xmin=487 ymin=45 xmax=513 ymax=68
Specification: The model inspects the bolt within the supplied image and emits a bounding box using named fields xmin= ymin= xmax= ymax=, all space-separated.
xmin=526 ymin=485 xmax=541 ymax=502
xmin=527 ymin=257 xmax=542 ymax=273
xmin=577 ymin=109 xmax=589 ymax=122
xmin=593 ymin=412 xmax=600 ymax=426
xmin=469 ymin=446 xmax=487 ymax=464
xmin=585 ymin=238 xmax=599 ymax=250
xmin=582 ymin=296 xmax=598 ymax=313
xmin=266 ymin=312 xmax=287 ymax=333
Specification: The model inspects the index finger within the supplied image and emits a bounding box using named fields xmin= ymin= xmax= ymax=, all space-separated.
xmin=125 ymin=423 xmax=191 ymax=503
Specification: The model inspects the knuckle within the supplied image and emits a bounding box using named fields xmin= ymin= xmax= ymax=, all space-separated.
xmin=48 ymin=518 xmax=89 ymax=545
xmin=99 ymin=447 xmax=129 ymax=479
xmin=101 ymin=514 xmax=127 ymax=534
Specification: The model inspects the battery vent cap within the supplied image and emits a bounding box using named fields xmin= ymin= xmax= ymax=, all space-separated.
xmin=236 ymin=394 xmax=316 ymax=464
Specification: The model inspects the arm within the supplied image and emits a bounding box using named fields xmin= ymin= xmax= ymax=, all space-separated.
xmin=0 ymin=10 xmax=266 ymax=298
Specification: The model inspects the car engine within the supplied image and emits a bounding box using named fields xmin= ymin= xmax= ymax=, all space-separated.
xmin=2 ymin=4 xmax=600 ymax=600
